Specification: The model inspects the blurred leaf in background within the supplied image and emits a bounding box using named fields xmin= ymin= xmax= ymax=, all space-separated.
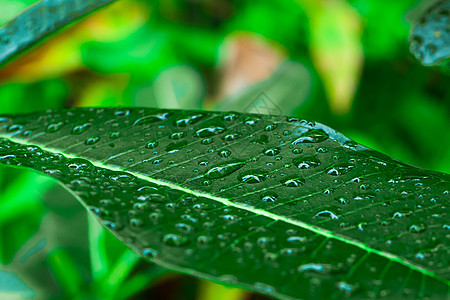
xmin=0 ymin=0 xmax=38 ymax=27
xmin=298 ymin=0 xmax=363 ymax=115
xmin=0 ymin=0 xmax=449 ymax=299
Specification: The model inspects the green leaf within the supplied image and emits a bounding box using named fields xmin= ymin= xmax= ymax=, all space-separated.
xmin=0 ymin=0 xmax=116 ymax=66
xmin=409 ymin=0 xmax=450 ymax=66
xmin=0 ymin=107 xmax=448 ymax=299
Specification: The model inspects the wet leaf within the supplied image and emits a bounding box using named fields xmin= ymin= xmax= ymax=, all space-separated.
xmin=409 ymin=0 xmax=450 ymax=66
xmin=0 ymin=107 xmax=448 ymax=299
xmin=0 ymin=0 xmax=116 ymax=66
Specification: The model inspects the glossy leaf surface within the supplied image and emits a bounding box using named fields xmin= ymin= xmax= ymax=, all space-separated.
xmin=0 ymin=107 xmax=448 ymax=299
xmin=0 ymin=0 xmax=116 ymax=65
xmin=409 ymin=0 xmax=450 ymax=66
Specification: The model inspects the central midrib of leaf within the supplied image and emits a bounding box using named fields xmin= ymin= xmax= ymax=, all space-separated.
xmin=2 ymin=133 xmax=447 ymax=286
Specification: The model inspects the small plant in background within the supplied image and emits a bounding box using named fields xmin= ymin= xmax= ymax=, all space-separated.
xmin=0 ymin=0 xmax=448 ymax=299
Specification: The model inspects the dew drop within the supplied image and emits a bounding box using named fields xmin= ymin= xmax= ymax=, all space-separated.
xmin=175 ymin=223 xmax=193 ymax=233
xmin=65 ymin=158 xmax=94 ymax=172
xmin=170 ymin=132 xmax=186 ymax=140
xmin=85 ymin=136 xmax=101 ymax=145
xmin=315 ymin=210 xmax=339 ymax=220
xmin=358 ymin=222 xmax=366 ymax=231
xmin=72 ymin=123 xmax=92 ymax=135
xmin=133 ymin=113 xmax=169 ymax=126
xmin=293 ymin=156 xmax=321 ymax=169
xmin=256 ymin=237 xmax=272 ymax=247
xmin=337 ymin=282 xmax=354 ymax=295
xmin=282 ymin=177 xmax=305 ymax=188
xmin=303 ymin=261 xmax=331 ymax=272
xmin=264 ymin=124 xmax=277 ymax=131
xmin=176 ymin=113 xmax=204 ymax=127
xmin=327 ymin=164 xmax=355 ymax=176
xmin=287 ymin=117 xmax=300 ymax=122
xmin=238 ymin=170 xmax=268 ymax=184
xmin=8 ymin=124 xmax=24 ymax=133
xmin=46 ymin=122 xmax=64 ymax=133
xmin=201 ymin=138 xmax=213 ymax=145
xmin=222 ymin=215 xmax=236 ymax=222
xmin=245 ymin=117 xmax=260 ymax=126
xmin=205 ymin=161 xmax=246 ymax=179
xmin=149 ymin=212 xmax=163 ymax=224
xmin=280 ymin=248 xmax=297 ymax=256
xmin=261 ymin=191 xmax=278 ymax=203
xmin=103 ymin=220 xmax=123 ymax=231
xmin=264 ymin=147 xmax=281 ymax=157
xmin=145 ymin=141 xmax=158 ymax=149
xmin=114 ymin=110 xmax=130 ymax=116
xmin=254 ymin=283 xmax=275 ymax=294
xmin=110 ymin=132 xmax=122 ymax=139
xmin=137 ymin=192 xmax=165 ymax=203
xmin=88 ymin=206 xmax=101 ymax=215
xmin=142 ymin=248 xmax=158 ymax=258
xmin=166 ymin=141 xmax=188 ymax=153
xmin=392 ymin=210 xmax=412 ymax=218
xmin=218 ymin=149 xmax=231 ymax=158
xmin=415 ymin=253 xmax=426 ymax=260
xmin=287 ymin=236 xmax=305 ymax=243
xmin=292 ymin=148 xmax=303 ymax=154
xmin=317 ymin=147 xmax=328 ymax=153
xmin=336 ymin=197 xmax=347 ymax=205
xmin=393 ymin=212 xmax=403 ymax=218
xmin=162 ymin=234 xmax=188 ymax=247
xmin=224 ymin=133 xmax=241 ymax=142
xmin=298 ymin=263 xmax=333 ymax=273
xmin=343 ymin=140 xmax=360 ymax=150
xmin=197 ymin=235 xmax=212 ymax=247
xmin=291 ymin=129 xmax=329 ymax=144
xmin=223 ymin=113 xmax=239 ymax=121
xmin=409 ymin=224 xmax=426 ymax=233
xmin=195 ymin=126 xmax=225 ymax=138
xmin=353 ymin=193 xmax=375 ymax=201
xmin=130 ymin=218 xmax=144 ymax=227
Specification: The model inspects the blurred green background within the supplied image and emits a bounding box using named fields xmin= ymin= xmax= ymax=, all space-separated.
xmin=0 ymin=0 xmax=449 ymax=299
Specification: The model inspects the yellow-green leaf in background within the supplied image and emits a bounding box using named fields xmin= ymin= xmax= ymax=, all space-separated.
xmin=298 ymin=0 xmax=363 ymax=115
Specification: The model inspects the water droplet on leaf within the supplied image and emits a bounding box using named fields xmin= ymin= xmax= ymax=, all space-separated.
xmin=264 ymin=147 xmax=281 ymax=157
xmin=205 ymin=161 xmax=246 ymax=179
xmin=162 ymin=234 xmax=188 ymax=247
xmin=72 ymin=123 xmax=92 ymax=135
xmin=85 ymin=136 xmax=101 ymax=145
xmin=46 ymin=122 xmax=64 ymax=133
xmin=292 ymin=129 xmax=329 ymax=144
xmin=293 ymin=156 xmax=321 ymax=169
xmin=238 ymin=170 xmax=268 ymax=184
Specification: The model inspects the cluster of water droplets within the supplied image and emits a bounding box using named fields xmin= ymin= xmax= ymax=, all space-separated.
xmin=0 ymin=107 xmax=448 ymax=299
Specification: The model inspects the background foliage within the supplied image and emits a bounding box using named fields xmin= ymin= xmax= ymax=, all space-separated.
xmin=0 ymin=0 xmax=448 ymax=299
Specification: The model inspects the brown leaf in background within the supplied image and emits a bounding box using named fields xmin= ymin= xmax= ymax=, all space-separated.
xmin=214 ymin=33 xmax=286 ymax=103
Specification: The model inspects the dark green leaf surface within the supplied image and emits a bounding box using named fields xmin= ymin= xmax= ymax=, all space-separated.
xmin=0 ymin=0 xmax=116 ymax=66
xmin=0 ymin=107 xmax=449 ymax=299
xmin=409 ymin=0 xmax=450 ymax=66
